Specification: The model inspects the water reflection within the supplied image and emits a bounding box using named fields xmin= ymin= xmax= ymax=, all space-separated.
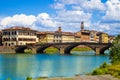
xmin=0 ymin=52 xmax=109 ymax=80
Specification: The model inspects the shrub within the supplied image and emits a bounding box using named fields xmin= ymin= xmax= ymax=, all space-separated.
xmin=24 ymin=49 xmax=32 ymax=53
xmin=92 ymin=68 xmax=105 ymax=75
xmin=26 ymin=77 xmax=32 ymax=80
xmin=99 ymin=62 xmax=109 ymax=68
xmin=110 ymin=34 xmax=120 ymax=63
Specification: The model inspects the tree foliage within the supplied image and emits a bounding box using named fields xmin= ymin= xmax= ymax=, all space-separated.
xmin=24 ymin=49 xmax=32 ymax=54
xmin=110 ymin=34 xmax=120 ymax=63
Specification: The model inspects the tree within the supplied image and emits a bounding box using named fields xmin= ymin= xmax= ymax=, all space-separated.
xmin=110 ymin=34 xmax=120 ymax=63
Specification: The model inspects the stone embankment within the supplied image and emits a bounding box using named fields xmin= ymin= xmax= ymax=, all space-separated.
xmin=35 ymin=75 xmax=120 ymax=80
xmin=0 ymin=46 xmax=15 ymax=53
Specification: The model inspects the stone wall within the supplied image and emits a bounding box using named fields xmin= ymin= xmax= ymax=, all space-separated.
xmin=0 ymin=46 xmax=16 ymax=54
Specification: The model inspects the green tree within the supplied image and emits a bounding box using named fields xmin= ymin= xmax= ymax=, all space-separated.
xmin=110 ymin=34 xmax=120 ymax=63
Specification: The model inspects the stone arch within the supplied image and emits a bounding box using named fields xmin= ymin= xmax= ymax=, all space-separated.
xmin=64 ymin=43 xmax=95 ymax=55
xmin=36 ymin=44 xmax=59 ymax=54
xmin=100 ymin=44 xmax=112 ymax=54
xmin=15 ymin=46 xmax=32 ymax=53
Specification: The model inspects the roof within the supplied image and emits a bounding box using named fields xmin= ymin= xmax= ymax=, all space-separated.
xmin=2 ymin=26 xmax=37 ymax=32
xmin=62 ymin=32 xmax=74 ymax=36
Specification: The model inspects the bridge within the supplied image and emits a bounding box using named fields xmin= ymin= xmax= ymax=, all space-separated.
xmin=15 ymin=42 xmax=112 ymax=55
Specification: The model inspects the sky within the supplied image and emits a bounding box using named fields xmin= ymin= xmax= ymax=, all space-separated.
xmin=0 ymin=0 xmax=120 ymax=35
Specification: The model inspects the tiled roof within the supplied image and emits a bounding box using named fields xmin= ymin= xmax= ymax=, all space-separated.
xmin=2 ymin=26 xmax=37 ymax=32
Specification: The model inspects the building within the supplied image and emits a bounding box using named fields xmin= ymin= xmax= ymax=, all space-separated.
xmin=2 ymin=27 xmax=38 ymax=46
xmin=108 ymin=35 xmax=115 ymax=43
xmin=1 ymin=22 xmax=111 ymax=46
xmin=99 ymin=32 xmax=109 ymax=43
xmin=81 ymin=30 xmax=90 ymax=42
xmin=74 ymin=34 xmax=81 ymax=42
xmin=0 ymin=31 xmax=2 ymax=45
xmin=89 ymin=30 xmax=98 ymax=43
xmin=37 ymin=27 xmax=76 ymax=43
xmin=37 ymin=31 xmax=55 ymax=43
xmin=75 ymin=22 xmax=90 ymax=42
xmin=61 ymin=32 xmax=75 ymax=43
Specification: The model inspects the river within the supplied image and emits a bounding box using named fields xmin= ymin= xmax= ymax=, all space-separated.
xmin=0 ymin=51 xmax=110 ymax=80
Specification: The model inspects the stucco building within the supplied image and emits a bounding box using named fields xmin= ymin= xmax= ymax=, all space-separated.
xmin=2 ymin=27 xmax=38 ymax=46
xmin=37 ymin=27 xmax=76 ymax=43
xmin=0 ymin=31 xmax=2 ymax=45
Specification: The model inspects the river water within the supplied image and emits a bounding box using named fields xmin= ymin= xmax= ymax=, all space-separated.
xmin=0 ymin=51 xmax=110 ymax=80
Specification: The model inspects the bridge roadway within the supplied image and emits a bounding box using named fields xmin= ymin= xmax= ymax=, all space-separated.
xmin=15 ymin=42 xmax=112 ymax=55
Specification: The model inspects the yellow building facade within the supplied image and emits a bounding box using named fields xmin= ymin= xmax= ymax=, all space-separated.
xmin=101 ymin=33 xmax=108 ymax=43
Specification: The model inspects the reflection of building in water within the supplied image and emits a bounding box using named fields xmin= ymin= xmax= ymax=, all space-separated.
xmin=2 ymin=27 xmax=38 ymax=46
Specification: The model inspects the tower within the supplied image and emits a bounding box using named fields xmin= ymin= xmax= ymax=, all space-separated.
xmin=81 ymin=21 xmax=84 ymax=31
xmin=58 ymin=26 xmax=62 ymax=32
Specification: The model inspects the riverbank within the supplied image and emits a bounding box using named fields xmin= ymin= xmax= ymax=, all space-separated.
xmin=27 ymin=75 xmax=120 ymax=80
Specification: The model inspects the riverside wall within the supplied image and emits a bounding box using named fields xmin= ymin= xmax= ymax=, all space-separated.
xmin=0 ymin=46 xmax=16 ymax=54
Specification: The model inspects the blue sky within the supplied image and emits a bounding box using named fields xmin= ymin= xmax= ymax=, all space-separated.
xmin=0 ymin=0 xmax=120 ymax=35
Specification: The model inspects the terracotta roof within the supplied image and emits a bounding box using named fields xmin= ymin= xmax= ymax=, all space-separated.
xmin=36 ymin=32 xmax=46 ymax=35
xmin=2 ymin=26 xmax=37 ymax=32
xmin=62 ymin=32 xmax=75 ymax=36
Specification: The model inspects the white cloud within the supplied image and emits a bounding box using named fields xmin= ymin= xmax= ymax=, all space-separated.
xmin=0 ymin=14 xmax=36 ymax=29
xmin=102 ymin=0 xmax=120 ymax=21
xmin=36 ymin=13 xmax=57 ymax=28
xmin=56 ymin=10 xmax=91 ymax=22
xmin=51 ymin=0 xmax=106 ymax=32
xmin=52 ymin=3 xmax=65 ymax=10
xmin=0 ymin=13 xmax=58 ymax=30
xmin=54 ymin=0 xmax=82 ymax=5
xmin=54 ymin=0 xmax=106 ymax=11
xmin=82 ymin=0 xmax=106 ymax=11
xmin=99 ymin=24 xmax=110 ymax=30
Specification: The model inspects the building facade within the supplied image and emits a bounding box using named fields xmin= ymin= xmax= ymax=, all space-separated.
xmin=0 ymin=31 xmax=2 ymax=45
xmin=37 ymin=27 xmax=77 ymax=43
xmin=99 ymin=32 xmax=109 ymax=43
xmin=2 ymin=27 xmax=38 ymax=46
xmin=1 ymin=22 xmax=111 ymax=46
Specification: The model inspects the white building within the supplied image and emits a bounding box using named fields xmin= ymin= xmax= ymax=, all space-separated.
xmin=2 ymin=26 xmax=38 ymax=46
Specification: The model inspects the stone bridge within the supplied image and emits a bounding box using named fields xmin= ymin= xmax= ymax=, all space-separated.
xmin=15 ymin=42 xmax=112 ymax=55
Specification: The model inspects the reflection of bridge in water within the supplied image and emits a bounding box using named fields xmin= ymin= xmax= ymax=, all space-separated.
xmin=15 ymin=42 xmax=112 ymax=55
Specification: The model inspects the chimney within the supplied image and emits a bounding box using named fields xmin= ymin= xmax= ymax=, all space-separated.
xmin=58 ymin=26 xmax=62 ymax=32
xmin=81 ymin=21 xmax=84 ymax=31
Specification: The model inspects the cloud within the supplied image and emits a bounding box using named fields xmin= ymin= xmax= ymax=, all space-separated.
xmin=0 ymin=13 xmax=58 ymax=30
xmin=56 ymin=10 xmax=91 ymax=22
xmin=54 ymin=0 xmax=106 ymax=11
xmin=0 ymin=0 xmax=119 ymax=35
xmin=81 ymin=0 xmax=106 ymax=11
xmin=99 ymin=0 xmax=120 ymax=35
xmin=36 ymin=13 xmax=57 ymax=28
xmin=0 ymin=14 xmax=36 ymax=29
xmin=102 ymin=0 xmax=120 ymax=21
xmin=52 ymin=3 xmax=65 ymax=10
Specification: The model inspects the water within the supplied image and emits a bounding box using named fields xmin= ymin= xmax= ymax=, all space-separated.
xmin=0 ymin=51 xmax=110 ymax=80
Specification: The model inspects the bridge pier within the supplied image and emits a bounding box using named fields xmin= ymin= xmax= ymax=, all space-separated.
xmin=95 ymin=47 xmax=100 ymax=55
xmin=59 ymin=47 xmax=65 ymax=54
xmin=32 ymin=48 xmax=37 ymax=54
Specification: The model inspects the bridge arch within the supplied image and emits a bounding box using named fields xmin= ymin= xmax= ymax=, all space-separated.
xmin=15 ymin=46 xmax=32 ymax=53
xmin=36 ymin=44 xmax=59 ymax=54
xmin=64 ymin=43 xmax=95 ymax=55
xmin=100 ymin=44 xmax=112 ymax=54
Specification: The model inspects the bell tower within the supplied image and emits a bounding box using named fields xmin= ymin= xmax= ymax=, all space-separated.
xmin=58 ymin=26 xmax=61 ymax=32
xmin=81 ymin=21 xmax=84 ymax=31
